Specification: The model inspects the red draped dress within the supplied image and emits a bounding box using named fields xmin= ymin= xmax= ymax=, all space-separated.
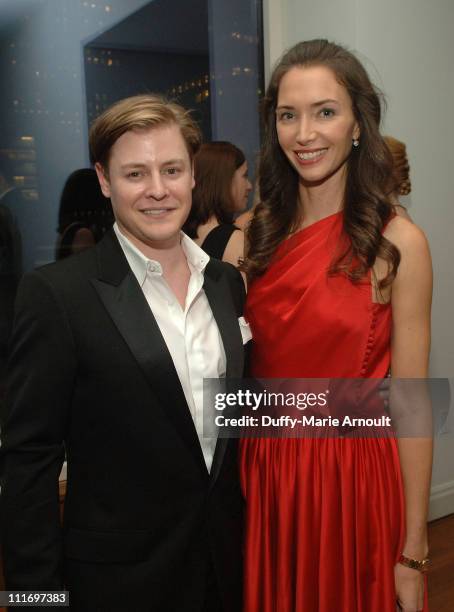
xmin=239 ymin=212 xmax=429 ymax=611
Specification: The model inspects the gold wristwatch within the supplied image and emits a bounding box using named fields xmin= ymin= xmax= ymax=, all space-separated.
xmin=398 ymin=553 xmax=430 ymax=573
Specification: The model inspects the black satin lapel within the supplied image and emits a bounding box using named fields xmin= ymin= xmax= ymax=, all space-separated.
xmin=203 ymin=271 xmax=244 ymax=486
xmin=91 ymin=272 xmax=207 ymax=475
xmin=203 ymin=273 xmax=244 ymax=379
xmin=209 ymin=438 xmax=228 ymax=488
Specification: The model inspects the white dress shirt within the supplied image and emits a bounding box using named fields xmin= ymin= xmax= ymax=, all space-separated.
xmin=114 ymin=224 xmax=226 ymax=472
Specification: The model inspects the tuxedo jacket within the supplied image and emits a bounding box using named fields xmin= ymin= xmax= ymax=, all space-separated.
xmin=0 ymin=230 xmax=246 ymax=611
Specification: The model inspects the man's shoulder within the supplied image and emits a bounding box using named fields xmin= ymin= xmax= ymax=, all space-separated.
xmin=34 ymin=244 xmax=98 ymax=285
xmin=33 ymin=230 xmax=120 ymax=286
xmin=205 ymin=258 xmax=246 ymax=317
xmin=206 ymin=256 xmax=237 ymax=277
xmin=12 ymin=249 xmax=98 ymax=317
xmin=206 ymin=258 xmax=244 ymax=288
xmin=14 ymin=235 xmax=122 ymax=320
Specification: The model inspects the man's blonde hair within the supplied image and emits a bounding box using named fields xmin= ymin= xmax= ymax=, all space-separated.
xmin=89 ymin=94 xmax=202 ymax=171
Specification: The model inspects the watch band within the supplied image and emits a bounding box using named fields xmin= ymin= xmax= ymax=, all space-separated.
xmin=398 ymin=553 xmax=430 ymax=573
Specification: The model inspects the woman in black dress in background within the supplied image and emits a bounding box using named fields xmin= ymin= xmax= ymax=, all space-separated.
xmin=184 ymin=141 xmax=252 ymax=267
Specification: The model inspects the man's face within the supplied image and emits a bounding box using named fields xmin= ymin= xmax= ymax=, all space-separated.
xmin=96 ymin=124 xmax=194 ymax=255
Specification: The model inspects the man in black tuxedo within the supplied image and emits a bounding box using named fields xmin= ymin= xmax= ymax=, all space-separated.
xmin=1 ymin=95 xmax=248 ymax=611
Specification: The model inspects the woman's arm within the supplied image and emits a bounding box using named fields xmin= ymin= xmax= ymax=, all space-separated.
xmin=223 ymin=229 xmax=246 ymax=285
xmin=223 ymin=229 xmax=245 ymax=268
xmin=386 ymin=216 xmax=433 ymax=611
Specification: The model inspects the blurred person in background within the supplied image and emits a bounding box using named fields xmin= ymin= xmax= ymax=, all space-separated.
xmin=55 ymin=167 xmax=114 ymax=260
xmin=184 ymin=141 xmax=251 ymax=267
xmin=234 ymin=167 xmax=260 ymax=233
xmin=384 ymin=135 xmax=412 ymax=221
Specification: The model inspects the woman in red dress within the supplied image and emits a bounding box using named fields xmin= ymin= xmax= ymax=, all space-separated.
xmin=240 ymin=40 xmax=432 ymax=612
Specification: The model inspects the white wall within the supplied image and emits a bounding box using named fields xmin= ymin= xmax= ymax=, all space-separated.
xmin=355 ymin=0 xmax=454 ymax=521
xmin=263 ymin=0 xmax=454 ymax=518
xmin=262 ymin=0 xmax=287 ymax=82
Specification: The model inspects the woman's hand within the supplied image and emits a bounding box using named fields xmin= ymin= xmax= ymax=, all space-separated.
xmin=394 ymin=563 xmax=425 ymax=611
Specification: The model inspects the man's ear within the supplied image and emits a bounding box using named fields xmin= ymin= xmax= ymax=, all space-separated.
xmin=94 ymin=162 xmax=111 ymax=198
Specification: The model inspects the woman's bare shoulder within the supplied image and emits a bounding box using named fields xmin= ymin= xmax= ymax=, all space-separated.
xmin=222 ymin=228 xmax=245 ymax=268
xmin=384 ymin=214 xmax=429 ymax=256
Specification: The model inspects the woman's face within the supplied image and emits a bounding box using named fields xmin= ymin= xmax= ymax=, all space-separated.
xmin=231 ymin=161 xmax=252 ymax=212
xmin=275 ymin=65 xmax=360 ymax=188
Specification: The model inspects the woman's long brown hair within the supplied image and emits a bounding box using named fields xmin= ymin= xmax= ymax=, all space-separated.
xmin=243 ymin=39 xmax=400 ymax=286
